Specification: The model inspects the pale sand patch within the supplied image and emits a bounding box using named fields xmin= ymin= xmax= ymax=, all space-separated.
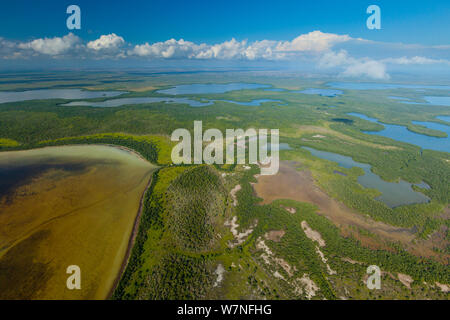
xmin=230 ymin=184 xmax=241 ymax=207
xmin=273 ymin=271 xmax=285 ymax=280
xmin=384 ymin=271 xmax=397 ymax=281
xmin=265 ymin=230 xmax=285 ymax=242
xmin=225 ymin=216 xmax=257 ymax=247
xmin=316 ymin=246 xmax=337 ymax=275
xmin=256 ymin=237 xmax=273 ymax=265
xmin=341 ymin=257 xmax=364 ymax=265
xmin=256 ymin=237 xmax=273 ymax=255
xmin=297 ymin=274 xmax=319 ymax=300
xmin=216 ymin=116 xmax=236 ymax=121
xmin=213 ymin=264 xmax=225 ymax=287
xmin=301 ymin=221 xmax=326 ymax=247
xmin=435 ymin=282 xmax=450 ymax=293
xmin=280 ymin=205 xmax=296 ymax=214
xmin=397 ymin=273 xmax=414 ymax=289
xmin=275 ymin=257 xmax=293 ymax=277
xmin=256 ymin=239 xmax=322 ymax=298
xmin=256 ymin=237 xmax=293 ymax=277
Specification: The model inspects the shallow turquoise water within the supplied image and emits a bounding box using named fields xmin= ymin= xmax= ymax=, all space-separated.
xmin=302 ymin=146 xmax=430 ymax=208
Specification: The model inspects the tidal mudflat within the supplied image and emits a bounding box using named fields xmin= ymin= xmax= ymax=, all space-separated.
xmin=0 ymin=145 xmax=156 ymax=299
xmin=252 ymin=161 xmax=438 ymax=260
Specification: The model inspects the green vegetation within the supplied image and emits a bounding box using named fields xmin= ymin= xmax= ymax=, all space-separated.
xmin=166 ymin=166 xmax=226 ymax=251
xmin=113 ymin=165 xmax=227 ymax=299
xmin=114 ymin=160 xmax=449 ymax=300
xmin=0 ymin=138 xmax=19 ymax=147
xmin=0 ymin=71 xmax=448 ymax=300
xmin=234 ymin=166 xmax=449 ymax=297
xmin=285 ymin=134 xmax=448 ymax=237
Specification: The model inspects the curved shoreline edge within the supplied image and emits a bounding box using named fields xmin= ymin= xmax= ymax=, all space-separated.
xmin=0 ymin=143 xmax=150 ymax=162
xmin=107 ymin=170 xmax=155 ymax=299
xmin=0 ymin=142 xmax=160 ymax=299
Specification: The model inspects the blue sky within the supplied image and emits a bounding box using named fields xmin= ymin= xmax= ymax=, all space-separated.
xmin=0 ymin=0 xmax=449 ymax=78
xmin=1 ymin=0 xmax=449 ymax=44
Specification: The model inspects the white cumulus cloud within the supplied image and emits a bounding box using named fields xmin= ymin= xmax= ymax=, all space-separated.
xmin=319 ymin=49 xmax=389 ymax=80
xmin=128 ymin=31 xmax=353 ymax=61
xmin=195 ymin=38 xmax=248 ymax=59
xmin=18 ymin=33 xmax=80 ymax=55
xmin=341 ymin=60 xmax=389 ymax=80
xmin=129 ymin=38 xmax=204 ymax=59
xmin=3 ymin=30 xmax=449 ymax=79
xmin=276 ymin=31 xmax=351 ymax=52
xmin=87 ymin=33 xmax=125 ymax=51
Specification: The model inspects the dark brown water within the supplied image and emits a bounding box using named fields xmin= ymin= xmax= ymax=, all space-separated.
xmin=0 ymin=163 xmax=87 ymax=203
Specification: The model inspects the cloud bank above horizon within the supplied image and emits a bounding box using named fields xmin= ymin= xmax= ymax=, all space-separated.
xmin=1 ymin=30 xmax=449 ymax=80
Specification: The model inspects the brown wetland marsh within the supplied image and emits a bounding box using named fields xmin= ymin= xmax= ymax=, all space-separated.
xmin=252 ymin=161 xmax=447 ymax=262
xmin=0 ymin=145 xmax=157 ymax=299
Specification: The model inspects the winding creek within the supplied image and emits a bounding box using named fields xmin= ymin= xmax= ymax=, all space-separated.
xmin=303 ymin=146 xmax=430 ymax=208
xmin=347 ymin=112 xmax=450 ymax=153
